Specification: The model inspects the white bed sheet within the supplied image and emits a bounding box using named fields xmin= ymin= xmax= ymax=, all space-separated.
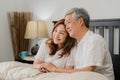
xmin=0 ymin=61 xmax=108 ymax=80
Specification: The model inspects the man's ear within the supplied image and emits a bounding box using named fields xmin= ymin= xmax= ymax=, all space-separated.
xmin=78 ymin=17 xmax=84 ymax=26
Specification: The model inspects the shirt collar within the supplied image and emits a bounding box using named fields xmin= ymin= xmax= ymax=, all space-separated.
xmin=77 ymin=30 xmax=92 ymax=45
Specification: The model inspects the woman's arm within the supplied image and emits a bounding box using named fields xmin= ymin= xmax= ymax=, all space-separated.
xmin=33 ymin=58 xmax=49 ymax=73
xmin=41 ymin=62 xmax=96 ymax=73
xmin=33 ymin=58 xmax=44 ymax=68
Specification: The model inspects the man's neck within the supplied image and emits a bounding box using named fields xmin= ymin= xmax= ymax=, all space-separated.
xmin=77 ymin=26 xmax=88 ymax=42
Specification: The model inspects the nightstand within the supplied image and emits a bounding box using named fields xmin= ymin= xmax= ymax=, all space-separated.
xmin=16 ymin=55 xmax=34 ymax=64
xmin=24 ymin=55 xmax=34 ymax=61
xmin=23 ymin=55 xmax=34 ymax=64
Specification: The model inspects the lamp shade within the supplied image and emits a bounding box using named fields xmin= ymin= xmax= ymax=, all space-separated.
xmin=25 ymin=21 xmax=48 ymax=39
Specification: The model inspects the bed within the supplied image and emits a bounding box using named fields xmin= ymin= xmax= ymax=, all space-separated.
xmin=0 ymin=19 xmax=119 ymax=80
xmin=89 ymin=19 xmax=120 ymax=80
xmin=0 ymin=61 xmax=108 ymax=80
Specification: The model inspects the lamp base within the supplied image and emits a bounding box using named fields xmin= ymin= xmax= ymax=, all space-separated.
xmin=31 ymin=44 xmax=39 ymax=55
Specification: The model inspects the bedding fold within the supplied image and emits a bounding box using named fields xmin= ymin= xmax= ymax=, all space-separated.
xmin=0 ymin=61 xmax=108 ymax=80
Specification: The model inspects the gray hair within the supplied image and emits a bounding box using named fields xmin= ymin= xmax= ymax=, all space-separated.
xmin=65 ymin=8 xmax=90 ymax=28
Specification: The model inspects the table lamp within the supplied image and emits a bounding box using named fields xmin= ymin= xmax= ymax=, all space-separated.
xmin=24 ymin=20 xmax=48 ymax=55
xmin=25 ymin=21 xmax=48 ymax=39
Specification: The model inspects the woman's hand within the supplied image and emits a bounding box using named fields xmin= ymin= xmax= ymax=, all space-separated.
xmin=41 ymin=62 xmax=57 ymax=72
xmin=33 ymin=58 xmax=49 ymax=73
xmin=33 ymin=58 xmax=57 ymax=72
xmin=39 ymin=66 xmax=48 ymax=73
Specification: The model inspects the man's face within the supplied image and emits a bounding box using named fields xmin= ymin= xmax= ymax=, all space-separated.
xmin=65 ymin=14 xmax=79 ymax=38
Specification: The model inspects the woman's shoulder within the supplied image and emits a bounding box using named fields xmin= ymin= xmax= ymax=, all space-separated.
xmin=37 ymin=38 xmax=49 ymax=48
xmin=37 ymin=38 xmax=47 ymax=45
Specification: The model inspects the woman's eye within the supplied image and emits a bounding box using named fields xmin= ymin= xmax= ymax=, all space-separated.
xmin=60 ymin=33 xmax=64 ymax=34
xmin=54 ymin=29 xmax=57 ymax=32
xmin=60 ymin=32 xmax=66 ymax=35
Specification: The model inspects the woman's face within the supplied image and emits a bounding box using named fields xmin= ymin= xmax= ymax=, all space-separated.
xmin=52 ymin=24 xmax=68 ymax=47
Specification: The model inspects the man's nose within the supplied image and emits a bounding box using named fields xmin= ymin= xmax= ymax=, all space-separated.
xmin=66 ymin=26 xmax=69 ymax=30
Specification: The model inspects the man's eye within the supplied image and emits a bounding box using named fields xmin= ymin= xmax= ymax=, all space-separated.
xmin=66 ymin=21 xmax=70 ymax=25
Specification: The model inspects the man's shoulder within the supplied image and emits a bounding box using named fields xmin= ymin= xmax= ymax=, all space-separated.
xmin=90 ymin=31 xmax=104 ymax=41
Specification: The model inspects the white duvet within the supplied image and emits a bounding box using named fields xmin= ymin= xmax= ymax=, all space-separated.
xmin=0 ymin=61 xmax=108 ymax=80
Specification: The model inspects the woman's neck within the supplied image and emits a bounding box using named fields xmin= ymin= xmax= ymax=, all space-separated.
xmin=57 ymin=44 xmax=63 ymax=50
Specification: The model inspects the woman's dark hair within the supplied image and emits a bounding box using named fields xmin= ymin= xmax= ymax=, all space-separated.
xmin=46 ymin=19 xmax=76 ymax=58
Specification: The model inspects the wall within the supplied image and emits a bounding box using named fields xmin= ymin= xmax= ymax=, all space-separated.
xmin=0 ymin=0 xmax=120 ymax=62
xmin=0 ymin=0 xmax=24 ymax=62
xmin=23 ymin=0 xmax=120 ymax=52
xmin=23 ymin=0 xmax=120 ymax=20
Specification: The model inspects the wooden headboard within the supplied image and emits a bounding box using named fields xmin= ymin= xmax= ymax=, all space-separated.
xmin=90 ymin=19 xmax=120 ymax=80
xmin=53 ymin=19 xmax=120 ymax=80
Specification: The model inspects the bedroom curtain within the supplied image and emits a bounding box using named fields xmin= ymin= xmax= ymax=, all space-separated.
xmin=7 ymin=12 xmax=32 ymax=60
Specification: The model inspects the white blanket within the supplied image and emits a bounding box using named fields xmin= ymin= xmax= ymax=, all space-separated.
xmin=0 ymin=61 xmax=108 ymax=80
